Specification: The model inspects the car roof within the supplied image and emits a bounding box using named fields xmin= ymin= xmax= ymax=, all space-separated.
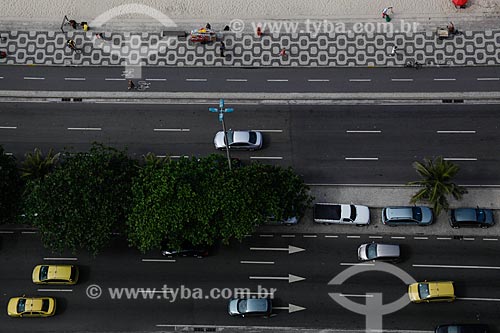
xmin=386 ymin=207 xmax=415 ymax=219
xmin=231 ymin=131 xmax=251 ymax=143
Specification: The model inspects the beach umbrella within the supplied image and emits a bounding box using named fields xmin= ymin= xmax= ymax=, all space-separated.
xmin=452 ymin=0 xmax=467 ymax=7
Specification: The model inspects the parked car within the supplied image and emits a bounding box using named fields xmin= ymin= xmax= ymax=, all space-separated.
xmin=408 ymin=281 xmax=455 ymax=303
xmin=7 ymin=296 xmax=56 ymax=317
xmin=32 ymin=265 xmax=79 ymax=285
xmin=214 ymin=130 xmax=263 ymax=150
xmin=228 ymin=298 xmax=272 ymax=317
xmin=313 ymin=203 xmax=370 ymax=225
xmin=382 ymin=206 xmax=433 ymax=226
xmin=435 ymin=324 xmax=489 ymax=333
xmin=357 ymin=243 xmax=401 ymax=262
xmin=161 ymin=240 xmax=209 ymax=258
xmin=449 ymin=208 xmax=494 ymax=228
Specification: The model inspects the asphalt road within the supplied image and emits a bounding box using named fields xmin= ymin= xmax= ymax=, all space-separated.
xmin=0 ymin=102 xmax=498 ymax=184
xmin=0 ymin=66 xmax=499 ymax=93
xmin=2 ymin=231 xmax=500 ymax=332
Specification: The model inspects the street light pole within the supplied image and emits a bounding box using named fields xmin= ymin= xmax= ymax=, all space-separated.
xmin=209 ymin=99 xmax=234 ymax=171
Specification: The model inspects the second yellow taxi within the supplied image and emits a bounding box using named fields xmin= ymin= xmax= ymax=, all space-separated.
xmin=408 ymin=281 xmax=455 ymax=303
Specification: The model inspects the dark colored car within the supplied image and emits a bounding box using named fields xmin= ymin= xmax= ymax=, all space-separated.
xmin=357 ymin=243 xmax=401 ymax=262
xmin=228 ymin=298 xmax=272 ymax=317
xmin=161 ymin=241 xmax=209 ymax=258
xmin=449 ymin=208 xmax=495 ymax=228
xmin=435 ymin=324 xmax=489 ymax=333
xmin=381 ymin=206 xmax=433 ymax=226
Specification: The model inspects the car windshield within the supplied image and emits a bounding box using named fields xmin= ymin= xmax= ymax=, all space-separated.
xmin=237 ymin=300 xmax=247 ymax=313
xmin=417 ymin=283 xmax=430 ymax=299
xmin=41 ymin=299 xmax=50 ymax=312
xmin=17 ymin=299 xmax=26 ymax=313
xmin=366 ymin=243 xmax=377 ymax=259
xmin=248 ymin=132 xmax=257 ymax=144
xmin=349 ymin=205 xmax=357 ymax=221
xmin=226 ymin=131 xmax=234 ymax=145
xmin=39 ymin=265 xmax=49 ymax=281
xmin=476 ymin=209 xmax=485 ymax=222
xmin=412 ymin=207 xmax=422 ymax=221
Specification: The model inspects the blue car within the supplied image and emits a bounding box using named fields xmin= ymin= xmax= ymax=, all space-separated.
xmin=449 ymin=208 xmax=495 ymax=228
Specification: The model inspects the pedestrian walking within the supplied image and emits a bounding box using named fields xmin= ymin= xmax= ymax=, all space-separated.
xmin=81 ymin=21 xmax=89 ymax=31
xmin=279 ymin=48 xmax=287 ymax=58
xmin=205 ymin=22 xmax=212 ymax=30
xmin=128 ymin=80 xmax=135 ymax=90
xmin=69 ymin=19 xmax=77 ymax=29
xmin=389 ymin=45 xmax=398 ymax=56
xmin=66 ymin=39 xmax=80 ymax=53
xmin=256 ymin=26 xmax=263 ymax=37
xmin=0 ymin=51 xmax=7 ymax=59
xmin=220 ymin=41 xmax=226 ymax=57
xmin=382 ymin=7 xmax=393 ymax=22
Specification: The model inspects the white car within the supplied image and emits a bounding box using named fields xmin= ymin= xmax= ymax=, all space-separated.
xmin=214 ymin=130 xmax=263 ymax=150
xmin=313 ymin=203 xmax=370 ymax=225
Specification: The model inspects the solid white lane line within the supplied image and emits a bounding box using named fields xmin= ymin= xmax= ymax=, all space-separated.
xmin=142 ymin=259 xmax=176 ymax=263
xmin=186 ymin=78 xmax=207 ymax=82
xmin=24 ymin=77 xmax=45 ymax=80
xmin=347 ymin=235 xmax=361 ymax=239
xmin=443 ymin=158 xmax=477 ymax=161
xmin=437 ymin=130 xmax=476 ymax=134
xmin=37 ymin=289 xmax=73 ymax=292
xmin=325 ymin=235 xmax=339 ymax=238
xmin=369 ymin=235 xmax=383 ymax=239
xmin=259 ymin=234 xmax=274 ymax=238
xmin=413 ymin=264 xmax=500 ymax=270
xmin=153 ymin=128 xmax=190 ymax=132
xmin=67 ymin=127 xmax=102 ymax=131
xmin=64 ymin=77 xmax=86 ymax=81
xmin=458 ymin=297 xmax=500 ymax=302
xmin=146 ymin=78 xmax=167 ymax=81
xmin=340 ymin=263 xmax=375 ymax=266
xmin=433 ymin=78 xmax=456 ymax=81
xmin=252 ymin=129 xmax=283 ymax=133
xmin=349 ymin=79 xmax=371 ymax=82
xmin=391 ymin=236 xmax=405 ymax=239
xmin=226 ymin=79 xmax=248 ymax=82
xmin=476 ymin=77 xmax=500 ymax=81
xmin=414 ymin=237 xmax=428 ymax=240
xmin=346 ymin=130 xmax=381 ymax=133
xmin=267 ymin=79 xmax=289 ymax=82
xmin=307 ymin=79 xmax=330 ymax=82
xmin=436 ymin=237 xmax=452 ymax=240
xmin=240 ymin=261 xmax=275 ymax=265
xmin=281 ymin=234 xmax=295 ymax=238
xmin=303 ymin=235 xmax=317 ymax=238
xmin=105 ymin=78 xmax=125 ymax=81
xmin=483 ymin=238 xmax=498 ymax=241
xmin=391 ymin=78 xmax=414 ymax=82
xmin=250 ymin=156 xmax=283 ymax=160
xmin=340 ymin=294 xmax=374 ymax=298
xmin=345 ymin=157 xmax=379 ymax=161
xmin=44 ymin=257 xmax=78 ymax=261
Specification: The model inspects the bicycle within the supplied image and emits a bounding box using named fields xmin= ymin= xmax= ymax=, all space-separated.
xmin=136 ymin=81 xmax=151 ymax=91
xmin=404 ymin=60 xmax=422 ymax=70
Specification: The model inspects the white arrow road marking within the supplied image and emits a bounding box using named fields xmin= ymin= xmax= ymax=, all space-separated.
xmin=240 ymin=261 xmax=275 ymax=265
xmin=413 ymin=264 xmax=500 ymax=270
xmin=142 ymin=259 xmax=176 ymax=263
xmin=38 ymin=289 xmax=73 ymax=292
xmin=44 ymin=257 xmax=78 ymax=261
xmin=457 ymin=297 xmax=500 ymax=302
xmin=250 ymin=245 xmax=305 ymax=254
xmin=249 ymin=274 xmax=305 ymax=283
xmin=273 ymin=303 xmax=306 ymax=313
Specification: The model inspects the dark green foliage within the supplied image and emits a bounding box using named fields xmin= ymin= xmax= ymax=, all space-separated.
xmin=409 ymin=156 xmax=467 ymax=216
xmin=23 ymin=144 xmax=137 ymax=255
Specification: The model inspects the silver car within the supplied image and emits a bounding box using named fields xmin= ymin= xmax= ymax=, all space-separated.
xmin=228 ymin=298 xmax=272 ymax=317
xmin=214 ymin=130 xmax=263 ymax=150
xmin=382 ymin=206 xmax=433 ymax=226
xmin=358 ymin=242 xmax=401 ymax=262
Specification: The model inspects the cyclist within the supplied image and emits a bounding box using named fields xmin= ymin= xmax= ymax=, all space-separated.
xmin=128 ymin=80 xmax=135 ymax=90
xmin=66 ymin=39 xmax=76 ymax=51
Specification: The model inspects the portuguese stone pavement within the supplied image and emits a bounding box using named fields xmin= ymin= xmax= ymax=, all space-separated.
xmin=0 ymin=27 xmax=499 ymax=67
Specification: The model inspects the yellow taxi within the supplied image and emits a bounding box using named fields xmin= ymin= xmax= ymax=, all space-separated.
xmin=32 ymin=265 xmax=79 ymax=285
xmin=408 ymin=281 xmax=455 ymax=303
xmin=7 ymin=296 xmax=56 ymax=317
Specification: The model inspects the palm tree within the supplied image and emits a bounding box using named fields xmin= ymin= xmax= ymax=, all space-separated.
xmin=20 ymin=148 xmax=60 ymax=180
xmin=142 ymin=152 xmax=169 ymax=168
xmin=408 ymin=156 xmax=467 ymax=216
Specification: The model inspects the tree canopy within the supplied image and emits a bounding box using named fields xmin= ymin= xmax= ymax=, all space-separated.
xmin=0 ymin=146 xmax=22 ymax=224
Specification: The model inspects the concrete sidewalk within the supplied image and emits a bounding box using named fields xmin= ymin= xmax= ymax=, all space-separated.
xmin=259 ymin=185 xmax=500 ymax=237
